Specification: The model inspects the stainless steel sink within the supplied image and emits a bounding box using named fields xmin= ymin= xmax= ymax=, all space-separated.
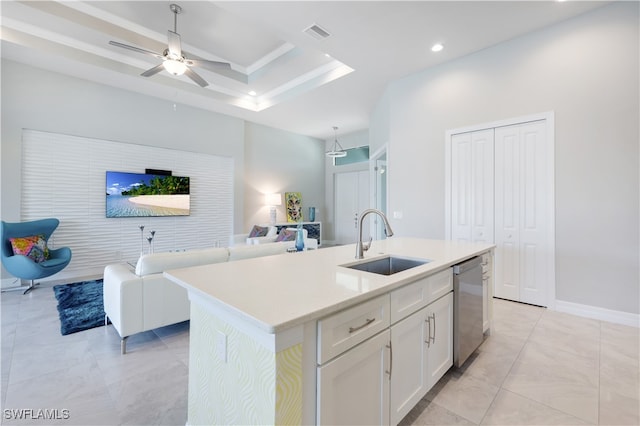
xmin=342 ymin=256 xmax=430 ymax=276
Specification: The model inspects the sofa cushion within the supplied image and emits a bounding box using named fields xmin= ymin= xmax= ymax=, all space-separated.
xmin=9 ymin=234 xmax=49 ymax=263
xmin=265 ymin=226 xmax=277 ymax=237
xmin=246 ymin=235 xmax=278 ymax=245
xmin=228 ymin=242 xmax=293 ymax=261
xmin=135 ymin=247 xmax=229 ymax=276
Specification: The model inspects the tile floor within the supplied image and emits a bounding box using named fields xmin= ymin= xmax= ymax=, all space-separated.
xmin=1 ymin=284 xmax=639 ymax=425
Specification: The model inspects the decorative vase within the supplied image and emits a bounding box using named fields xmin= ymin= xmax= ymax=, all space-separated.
xmin=295 ymin=225 xmax=305 ymax=252
xmin=308 ymin=207 xmax=316 ymax=222
xmin=139 ymin=225 xmax=145 ymax=257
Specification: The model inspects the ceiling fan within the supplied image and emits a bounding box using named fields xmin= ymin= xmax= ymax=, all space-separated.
xmin=109 ymin=3 xmax=231 ymax=88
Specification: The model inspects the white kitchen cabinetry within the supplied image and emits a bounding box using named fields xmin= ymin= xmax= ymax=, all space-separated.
xmin=390 ymin=291 xmax=453 ymax=425
xmin=317 ymin=294 xmax=391 ymax=425
xmin=425 ymin=292 xmax=453 ymax=388
xmin=317 ymin=329 xmax=391 ymax=425
xmin=317 ymin=269 xmax=454 ymax=426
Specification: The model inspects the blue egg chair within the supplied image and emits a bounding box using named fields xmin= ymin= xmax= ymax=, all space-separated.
xmin=1 ymin=218 xmax=72 ymax=294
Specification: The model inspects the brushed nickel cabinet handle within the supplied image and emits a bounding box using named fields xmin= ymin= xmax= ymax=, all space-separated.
xmin=430 ymin=313 xmax=436 ymax=344
xmin=385 ymin=342 xmax=393 ymax=379
xmin=424 ymin=317 xmax=431 ymax=347
xmin=348 ymin=318 xmax=375 ymax=333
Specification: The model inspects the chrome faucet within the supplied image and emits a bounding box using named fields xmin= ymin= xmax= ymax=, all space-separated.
xmin=355 ymin=208 xmax=394 ymax=259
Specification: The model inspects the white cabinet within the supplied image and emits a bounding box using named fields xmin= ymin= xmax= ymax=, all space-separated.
xmin=425 ymin=292 xmax=454 ymax=388
xmin=389 ymin=268 xmax=452 ymax=323
xmin=317 ymin=329 xmax=390 ymax=425
xmin=316 ymin=268 xmax=455 ymax=426
xmin=390 ymin=291 xmax=453 ymax=425
xmin=317 ymin=294 xmax=390 ymax=364
xmin=389 ymin=306 xmax=428 ymax=425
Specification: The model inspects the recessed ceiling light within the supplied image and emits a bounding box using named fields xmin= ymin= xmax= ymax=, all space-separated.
xmin=248 ymin=91 xmax=257 ymax=96
xmin=431 ymin=43 xmax=444 ymax=52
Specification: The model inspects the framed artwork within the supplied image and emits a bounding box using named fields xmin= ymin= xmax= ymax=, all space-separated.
xmin=285 ymin=192 xmax=303 ymax=222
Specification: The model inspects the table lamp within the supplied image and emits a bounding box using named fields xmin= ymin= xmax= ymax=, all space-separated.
xmin=265 ymin=193 xmax=282 ymax=225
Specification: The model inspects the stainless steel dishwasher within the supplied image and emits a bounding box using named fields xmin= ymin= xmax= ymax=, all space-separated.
xmin=453 ymin=256 xmax=484 ymax=368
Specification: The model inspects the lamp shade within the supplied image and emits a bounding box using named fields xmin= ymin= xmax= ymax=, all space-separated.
xmin=265 ymin=193 xmax=282 ymax=206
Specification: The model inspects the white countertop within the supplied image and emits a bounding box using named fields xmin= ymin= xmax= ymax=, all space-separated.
xmin=164 ymin=237 xmax=494 ymax=334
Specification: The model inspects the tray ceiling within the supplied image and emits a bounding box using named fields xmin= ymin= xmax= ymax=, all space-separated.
xmin=1 ymin=1 xmax=608 ymax=139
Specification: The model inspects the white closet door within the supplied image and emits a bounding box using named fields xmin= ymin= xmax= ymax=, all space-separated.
xmin=471 ymin=129 xmax=495 ymax=244
xmin=495 ymin=121 xmax=548 ymax=306
xmin=451 ymin=132 xmax=472 ymax=242
xmin=335 ymin=171 xmax=370 ymax=245
xmin=450 ymin=129 xmax=494 ymax=244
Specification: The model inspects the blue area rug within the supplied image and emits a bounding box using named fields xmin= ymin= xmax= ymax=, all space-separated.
xmin=53 ymin=279 xmax=105 ymax=335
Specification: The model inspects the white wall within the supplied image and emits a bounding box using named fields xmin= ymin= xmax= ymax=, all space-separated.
xmin=1 ymin=59 xmax=245 ymax=222
xmin=243 ymin=122 xmax=325 ymax=231
xmin=373 ymin=2 xmax=639 ymax=314
xmin=0 ymin=60 xmax=324 ymax=281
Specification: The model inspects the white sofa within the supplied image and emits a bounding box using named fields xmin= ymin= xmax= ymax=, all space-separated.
xmin=229 ymin=226 xmax=318 ymax=249
xmin=103 ymin=243 xmax=298 ymax=354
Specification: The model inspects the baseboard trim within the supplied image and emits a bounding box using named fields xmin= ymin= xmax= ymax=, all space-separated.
xmin=554 ymin=299 xmax=639 ymax=328
xmin=1 ymin=277 xmax=20 ymax=289
xmin=1 ymin=268 xmax=104 ymax=290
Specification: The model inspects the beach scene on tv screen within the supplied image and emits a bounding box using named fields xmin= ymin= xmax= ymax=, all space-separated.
xmin=106 ymin=171 xmax=190 ymax=217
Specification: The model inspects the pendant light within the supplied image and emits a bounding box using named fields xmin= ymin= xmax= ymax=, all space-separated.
xmin=326 ymin=126 xmax=347 ymax=158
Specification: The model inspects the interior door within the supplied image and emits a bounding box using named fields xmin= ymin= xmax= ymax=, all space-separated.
xmin=335 ymin=170 xmax=370 ymax=245
xmin=374 ymin=155 xmax=388 ymax=241
xmin=450 ymin=129 xmax=494 ymax=244
xmin=494 ymin=121 xmax=548 ymax=306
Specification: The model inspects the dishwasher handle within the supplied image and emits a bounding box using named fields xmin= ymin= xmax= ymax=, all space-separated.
xmin=453 ymin=256 xmax=482 ymax=275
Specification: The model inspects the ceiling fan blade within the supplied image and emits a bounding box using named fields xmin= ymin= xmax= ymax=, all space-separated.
xmin=109 ymin=41 xmax=164 ymax=59
xmin=184 ymin=67 xmax=209 ymax=87
xmin=186 ymin=58 xmax=232 ymax=72
xmin=167 ymin=30 xmax=182 ymax=58
xmin=141 ymin=63 xmax=165 ymax=77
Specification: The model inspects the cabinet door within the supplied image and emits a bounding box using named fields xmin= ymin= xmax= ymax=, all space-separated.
xmin=425 ymin=292 xmax=454 ymax=389
xmin=317 ymin=330 xmax=390 ymax=426
xmin=390 ymin=308 xmax=428 ymax=425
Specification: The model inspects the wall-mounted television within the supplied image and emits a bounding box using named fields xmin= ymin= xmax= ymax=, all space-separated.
xmin=106 ymin=171 xmax=190 ymax=218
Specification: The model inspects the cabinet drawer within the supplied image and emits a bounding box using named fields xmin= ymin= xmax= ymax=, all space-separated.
xmin=317 ymin=294 xmax=390 ymax=364
xmin=390 ymin=268 xmax=453 ymax=324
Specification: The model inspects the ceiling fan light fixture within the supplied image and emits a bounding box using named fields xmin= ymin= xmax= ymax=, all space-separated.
xmin=326 ymin=126 xmax=347 ymax=158
xmin=163 ymin=59 xmax=187 ymax=76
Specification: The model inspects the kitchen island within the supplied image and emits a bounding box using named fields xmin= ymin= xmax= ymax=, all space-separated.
xmin=164 ymin=237 xmax=494 ymax=425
